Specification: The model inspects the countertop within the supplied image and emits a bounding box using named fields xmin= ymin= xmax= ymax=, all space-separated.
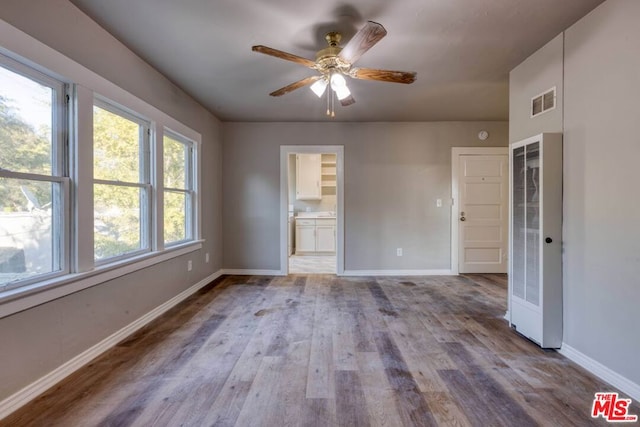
xmin=295 ymin=212 xmax=336 ymax=219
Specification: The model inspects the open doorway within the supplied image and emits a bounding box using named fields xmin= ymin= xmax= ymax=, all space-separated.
xmin=280 ymin=146 xmax=344 ymax=275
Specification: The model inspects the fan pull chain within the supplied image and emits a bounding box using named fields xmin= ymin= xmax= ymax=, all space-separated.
xmin=326 ymin=86 xmax=330 ymax=116
xmin=331 ymin=90 xmax=335 ymax=117
xmin=325 ymin=85 xmax=337 ymax=117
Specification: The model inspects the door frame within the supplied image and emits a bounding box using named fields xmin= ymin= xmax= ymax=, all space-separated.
xmin=280 ymin=145 xmax=344 ymax=275
xmin=450 ymin=147 xmax=508 ymax=275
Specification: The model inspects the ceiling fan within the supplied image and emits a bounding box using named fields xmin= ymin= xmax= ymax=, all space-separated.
xmin=252 ymin=21 xmax=416 ymax=116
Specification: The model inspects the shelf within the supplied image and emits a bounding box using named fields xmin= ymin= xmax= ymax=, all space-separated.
xmin=320 ymin=154 xmax=336 ymax=189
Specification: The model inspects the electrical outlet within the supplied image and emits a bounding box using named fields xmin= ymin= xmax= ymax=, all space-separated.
xmin=397 ymin=248 xmax=403 ymax=257
xmin=205 ymin=252 xmax=210 ymax=263
xmin=187 ymin=260 xmax=192 ymax=271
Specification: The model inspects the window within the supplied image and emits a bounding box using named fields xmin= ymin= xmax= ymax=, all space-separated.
xmin=93 ymin=100 xmax=150 ymax=262
xmin=0 ymin=55 xmax=68 ymax=291
xmin=163 ymin=131 xmax=195 ymax=245
xmin=0 ymin=32 xmax=203 ymax=308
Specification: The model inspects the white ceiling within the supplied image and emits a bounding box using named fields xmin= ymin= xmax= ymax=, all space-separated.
xmin=69 ymin=0 xmax=603 ymax=122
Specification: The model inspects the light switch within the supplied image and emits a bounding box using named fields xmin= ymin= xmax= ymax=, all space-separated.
xmin=436 ymin=198 xmax=442 ymax=207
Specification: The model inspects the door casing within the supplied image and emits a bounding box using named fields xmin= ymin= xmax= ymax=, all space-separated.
xmin=280 ymin=145 xmax=344 ymax=275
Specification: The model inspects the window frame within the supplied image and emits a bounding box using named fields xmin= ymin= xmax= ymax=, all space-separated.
xmin=162 ymin=129 xmax=196 ymax=247
xmin=92 ymin=97 xmax=152 ymax=265
xmin=0 ymin=21 xmax=204 ymax=318
xmin=0 ymin=54 xmax=70 ymax=291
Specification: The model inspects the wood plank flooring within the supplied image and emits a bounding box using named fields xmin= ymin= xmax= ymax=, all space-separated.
xmin=3 ymin=274 xmax=638 ymax=426
xmin=288 ymin=255 xmax=336 ymax=274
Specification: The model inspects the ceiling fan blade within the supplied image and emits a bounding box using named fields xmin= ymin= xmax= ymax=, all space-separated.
xmin=338 ymin=21 xmax=387 ymax=65
xmin=340 ymin=95 xmax=356 ymax=107
xmin=252 ymin=45 xmax=316 ymax=68
xmin=269 ymin=75 xmax=322 ymax=97
xmin=351 ymin=68 xmax=417 ymax=84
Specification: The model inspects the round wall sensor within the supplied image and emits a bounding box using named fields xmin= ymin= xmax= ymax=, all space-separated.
xmin=478 ymin=130 xmax=489 ymax=140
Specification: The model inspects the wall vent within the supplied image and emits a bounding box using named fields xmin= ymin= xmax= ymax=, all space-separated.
xmin=531 ymin=87 xmax=556 ymax=118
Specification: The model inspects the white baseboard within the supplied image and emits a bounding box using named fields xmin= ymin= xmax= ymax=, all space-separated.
xmin=559 ymin=343 xmax=640 ymax=401
xmin=220 ymin=269 xmax=283 ymax=276
xmin=220 ymin=269 xmax=455 ymax=277
xmin=0 ymin=270 xmax=223 ymax=421
xmin=341 ymin=269 xmax=454 ymax=277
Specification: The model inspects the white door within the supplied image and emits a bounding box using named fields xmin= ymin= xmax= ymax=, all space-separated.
xmin=315 ymin=226 xmax=335 ymax=252
xmin=458 ymin=154 xmax=508 ymax=273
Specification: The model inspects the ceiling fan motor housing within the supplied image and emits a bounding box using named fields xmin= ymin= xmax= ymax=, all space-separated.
xmin=315 ymin=32 xmax=351 ymax=76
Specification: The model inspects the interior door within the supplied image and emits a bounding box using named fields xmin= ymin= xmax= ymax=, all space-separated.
xmin=458 ymin=154 xmax=508 ymax=273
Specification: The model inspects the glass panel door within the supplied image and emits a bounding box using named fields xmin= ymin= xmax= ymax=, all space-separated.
xmin=512 ymin=146 xmax=526 ymax=299
xmin=525 ymin=142 xmax=540 ymax=305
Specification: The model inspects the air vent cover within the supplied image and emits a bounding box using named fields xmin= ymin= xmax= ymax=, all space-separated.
xmin=531 ymin=87 xmax=556 ymax=118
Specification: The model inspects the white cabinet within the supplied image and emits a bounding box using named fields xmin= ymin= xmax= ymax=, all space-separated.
xmin=288 ymin=216 xmax=295 ymax=256
xmin=509 ymin=133 xmax=563 ymax=348
xmin=296 ymin=154 xmax=321 ymax=200
xmin=295 ymin=218 xmax=336 ymax=254
xmin=295 ymin=220 xmax=316 ymax=252
xmin=315 ymin=219 xmax=336 ymax=252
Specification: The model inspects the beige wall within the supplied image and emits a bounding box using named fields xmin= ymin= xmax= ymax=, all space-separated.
xmin=563 ymin=0 xmax=640 ymax=387
xmin=509 ymin=34 xmax=564 ymax=143
xmin=509 ymin=0 xmax=640 ymax=389
xmin=0 ymin=0 xmax=222 ymax=401
xmin=222 ymin=121 xmax=508 ymax=271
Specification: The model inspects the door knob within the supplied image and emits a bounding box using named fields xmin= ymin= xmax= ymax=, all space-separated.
xmin=545 ymin=237 xmax=553 ymax=243
xmin=460 ymin=216 xmax=466 ymax=221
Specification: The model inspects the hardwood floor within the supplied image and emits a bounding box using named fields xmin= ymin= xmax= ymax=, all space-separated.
xmin=289 ymin=255 xmax=336 ymax=274
xmin=3 ymin=274 xmax=638 ymax=426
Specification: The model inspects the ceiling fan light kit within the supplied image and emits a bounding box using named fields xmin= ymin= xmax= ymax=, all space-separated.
xmin=252 ymin=21 xmax=416 ymax=117
xmin=310 ymin=79 xmax=328 ymax=97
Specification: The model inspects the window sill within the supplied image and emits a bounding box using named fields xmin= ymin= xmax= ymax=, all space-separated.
xmin=0 ymin=240 xmax=203 ymax=319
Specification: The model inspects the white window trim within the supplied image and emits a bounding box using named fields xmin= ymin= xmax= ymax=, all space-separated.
xmin=92 ymin=98 xmax=153 ymax=264
xmin=0 ymin=18 xmax=204 ymax=319
xmin=162 ymin=129 xmax=197 ymax=248
xmin=0 ymin=53 xmax=70 ymax=291
xmin=164 ymin=125 xmax=202 ymax=243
